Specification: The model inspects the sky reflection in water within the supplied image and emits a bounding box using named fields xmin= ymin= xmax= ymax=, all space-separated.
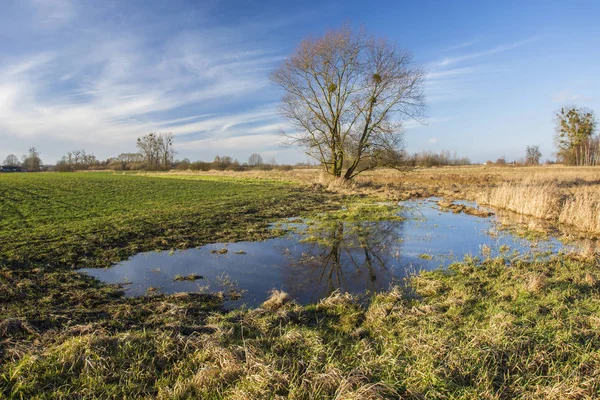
xmin=80 ymin=199 xmax=574 ymax=307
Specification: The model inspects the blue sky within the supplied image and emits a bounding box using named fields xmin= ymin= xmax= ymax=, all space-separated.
xmin=1 ymin=0 xmax=599 ymax=164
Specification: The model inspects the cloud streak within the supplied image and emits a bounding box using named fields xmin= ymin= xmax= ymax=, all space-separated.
xmin=433 ymin=36 xmax=541 ymax=68
xmin=423 ymin=36 xmax=540 ymax=104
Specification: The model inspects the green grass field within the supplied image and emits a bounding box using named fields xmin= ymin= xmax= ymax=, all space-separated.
xmin=0 ymin=172 xmax=334 ymax=269
xmin=1 ymin=172 xmax=600 ymax=399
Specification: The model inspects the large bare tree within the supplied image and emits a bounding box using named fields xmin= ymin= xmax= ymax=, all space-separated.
xmin=271 ymin=25 xmax=425 ymax=180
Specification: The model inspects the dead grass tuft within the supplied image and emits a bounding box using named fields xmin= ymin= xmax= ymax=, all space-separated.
xmin=318 ymin=289 xmax=355 ymax=308
xmin=584 ymin=272 xmax=597 ymax=286
xmin=525 ymin=273 xmax=548 ymax=293
xmin=333 ymin=371 xmax=397 ymax=400
xmin=261 ymin=289 xmax=293 ymax=310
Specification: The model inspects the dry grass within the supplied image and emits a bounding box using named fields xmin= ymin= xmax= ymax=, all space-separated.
xmin=474 ymin=178 xmax=600 ymax=235
xmin=160 ymin=165 xmax=600 ymax=236
xmin=475 ymin=181 xmax=564 ymax=220
xmin=261 ymin=289 xmax=294 ymax=310
xmin=559 ymin=188 xmax=600 ymax=234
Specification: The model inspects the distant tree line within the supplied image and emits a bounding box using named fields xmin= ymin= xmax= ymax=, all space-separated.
xmin=175 ymin=155 xmax=296 ymax=172
xmin=4 ymin=131 xmax=477 ymax=173
xmin=56 ymin=149 xmax=101 ymax=172
xmin=405 ymin=150 xmax=471 ymax=167
xmin=3 ymin=132 xmax=315 ymax=173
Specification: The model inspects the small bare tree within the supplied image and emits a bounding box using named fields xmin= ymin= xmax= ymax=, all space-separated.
xmin=113 ymin=153 xmax=144 ymax=170
xmin=137 ymin=133 xmax=160 ymax=167
xmin=554 ymin=106 xmax=597 ymax=166
xmin=3 ymin=154 xmax=20 ymax=166
xmin=22 ymin=147 xmax=42 ymax=172
xmin=158 ymin=133 xmax=175 ymax=168
xmin=525 ymin=145 xmax=541 ymax=165
xmin=137 ymin=133 xmax=175 ymax=169
xmin=271 ymin=25 xmax=425 ymax=180
xmin=248 ymin=153 xmax=263 ymax=166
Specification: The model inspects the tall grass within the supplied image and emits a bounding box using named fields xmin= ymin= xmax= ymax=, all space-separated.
xmin=559 ymin=188 xmax=600 ymax=234
xmin=476 ymin=179 xmax=600 ymax=235
xmin=476 ymin=181 xmax=564 ymax=220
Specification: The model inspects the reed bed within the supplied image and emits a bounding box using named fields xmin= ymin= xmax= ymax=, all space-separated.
xmin=473 ymin=174 xmax=600 ymax=235
xmin=475 ymin=181 xmax=564 ymax=220
xmin=559 ymin=188 xmax=600 ymax=235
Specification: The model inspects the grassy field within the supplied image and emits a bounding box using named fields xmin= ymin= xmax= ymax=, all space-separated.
xmin=1 ymin=170 xmax=600 ymax=399
xmin=0 ymin=172 xmax=335 ymax=269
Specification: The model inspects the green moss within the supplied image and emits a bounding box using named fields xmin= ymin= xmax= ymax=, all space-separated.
xmin=312 ymin=203 xmax=403 ymax=223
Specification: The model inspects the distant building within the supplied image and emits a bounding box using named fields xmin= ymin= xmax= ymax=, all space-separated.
xmin=0 ymin=165 xmax=23 ymax=172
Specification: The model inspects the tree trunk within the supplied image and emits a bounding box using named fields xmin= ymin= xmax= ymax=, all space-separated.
xmin=343 ymin=165 xmax=355 ymax=181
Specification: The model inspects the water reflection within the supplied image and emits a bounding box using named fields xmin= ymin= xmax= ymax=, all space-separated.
xmin=281 ymin=221 xmax=404 ymax=301
xmin=80 ymin=199 xmax=582 ymax=307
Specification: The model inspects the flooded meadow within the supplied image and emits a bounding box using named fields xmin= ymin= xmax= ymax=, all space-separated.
xmin=80 ymin=198 xmax=582 ymax=307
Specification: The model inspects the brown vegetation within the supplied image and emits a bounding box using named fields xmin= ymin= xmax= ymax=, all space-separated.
xmin=161 ymin=164 xmax=600 ymax=236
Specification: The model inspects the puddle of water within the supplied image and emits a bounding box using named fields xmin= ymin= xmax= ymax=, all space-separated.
xmin=80 ymin=198 xmax=580 ymax=307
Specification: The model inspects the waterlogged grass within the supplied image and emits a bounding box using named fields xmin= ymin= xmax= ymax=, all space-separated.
xmin=2 ymin=172 xmax=600 ymax=398
xmin=3 ymin=256 xmax=600 ymax=398
xmin=314 ymin=202 xmax=404 ymax=222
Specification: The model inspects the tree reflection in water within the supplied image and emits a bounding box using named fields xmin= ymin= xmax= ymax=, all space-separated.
xmin=282 ymin=220 xmax=405 ymax=302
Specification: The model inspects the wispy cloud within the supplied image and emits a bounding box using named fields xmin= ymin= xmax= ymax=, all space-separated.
xmin=403 ymin=117 xmax=452 ymax=130
xmin=445 ymin=39 xmax=479 ymax=52
xmin=0 ymin=1 xmax=293 ymax=161
xmin=434 ymin=36 xmax=541 ymax=68
xmin=424 ymin=36 xmax=540 ymax=104
xmin=552 ymin=89 xmax=594 ymax=103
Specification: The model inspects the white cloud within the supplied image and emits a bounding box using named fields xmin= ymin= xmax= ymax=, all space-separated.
xmin=0 ymin=9 xmax=291 ymax=161
xmin=185 ymin=133 xmax=281 ymax=151
xmin=428 ymin=138 xmax=438 ymax=144
xmin=552 ymin=89 xmax=594 ymax=103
